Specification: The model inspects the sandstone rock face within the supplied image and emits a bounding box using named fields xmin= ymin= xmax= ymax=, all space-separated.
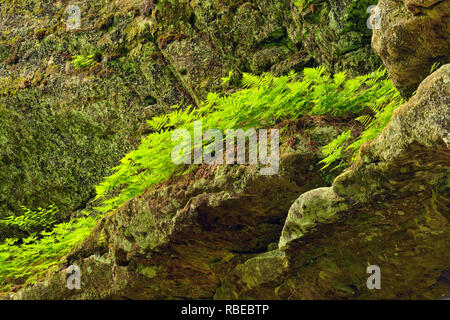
xmin=216 ymin=65 xmax=450 ymax=299
xmin=372 ymin=0 xmax=450 ymax=97
xmin=12 ymin=119 xmax=352 ymax=299
xmin=0 ymin=0 xmax=380 ymax=237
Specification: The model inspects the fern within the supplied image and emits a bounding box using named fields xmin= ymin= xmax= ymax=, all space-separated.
xmin=0 ymin=212 xmax=99 ymax=290
xmin=318 ymin=130 xmax=353 ymax=171
xmin=320 ymin=83 xmax=404 ymax=169
xmin=347 ymin=92 xmax=403 ymax=162
xmin=71 ymin=54 xmax=97 ymax=70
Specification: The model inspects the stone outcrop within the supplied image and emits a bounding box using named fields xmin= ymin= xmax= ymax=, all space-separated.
xmin=372 ymin=0 xmax=450 ymax=97
xmin=216 ymin=64 xmax=450 ymax=299
xmin=12 ymin=64 xmax=450 ymax=300
xmin=298 ymin=0 xmax=381 ymax=74
xmin=3 ymin=0 xmax=449 ymax=301
xmin=0 ymin=0 xmax=380 ymax=235
xmin=12 ymin=118 xmax=353 ymax=299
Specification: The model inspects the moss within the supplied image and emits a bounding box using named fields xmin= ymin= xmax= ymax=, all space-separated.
xmin=303 ymin=2 xmax=328 ymax=23
xmin=33 ymin=28 xmax=47 ymax=40
xmin=96 ymin=13 xmax=115 ymax=30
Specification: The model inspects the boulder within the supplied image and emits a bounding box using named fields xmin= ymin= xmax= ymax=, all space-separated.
xmin=372 ymin=0 xmax=450 ymax=97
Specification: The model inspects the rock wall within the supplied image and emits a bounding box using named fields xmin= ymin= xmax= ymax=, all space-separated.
xmin=13 ymin=118 xmax=354 ymax=299
xmin=13 ymin=64 xmax=450 ymax=300
xmin=372 ymin=0 xmax=450 ymax=97
xmin=0 ymin=0 xmax=381 ymax=233
xmin=4 ymin=0 xmax=449 ymax=300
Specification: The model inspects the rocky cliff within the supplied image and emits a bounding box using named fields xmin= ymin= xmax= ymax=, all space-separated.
xmin=1 ymin=0 xmax=449 ymax=300
xmin=13 ymin=63 xmax=450 ymax=300
xmin=0 ymin=0 xmax=381 ymax=238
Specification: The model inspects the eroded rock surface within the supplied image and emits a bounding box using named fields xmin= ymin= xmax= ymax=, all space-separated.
xmin=372 ymin=0 xmax=450 ymax=97
xmin=14 ymin=66 xmax=450 ymax=300
xmin=13 ymin=118 xmax=353 ymax=299
xmin=216 ymin=65 xmax=450 ymax=299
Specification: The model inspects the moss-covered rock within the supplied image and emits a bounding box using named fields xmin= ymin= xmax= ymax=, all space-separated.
xmin=12 ymin=118 xmax=352 ymax=299
xmin=299 ymin=0 xmax=381 ymax=75
xmin=0 ymin=1 xmax=183 ymax=238
xmin=0 ymin=0 xmax=381 ymax=238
